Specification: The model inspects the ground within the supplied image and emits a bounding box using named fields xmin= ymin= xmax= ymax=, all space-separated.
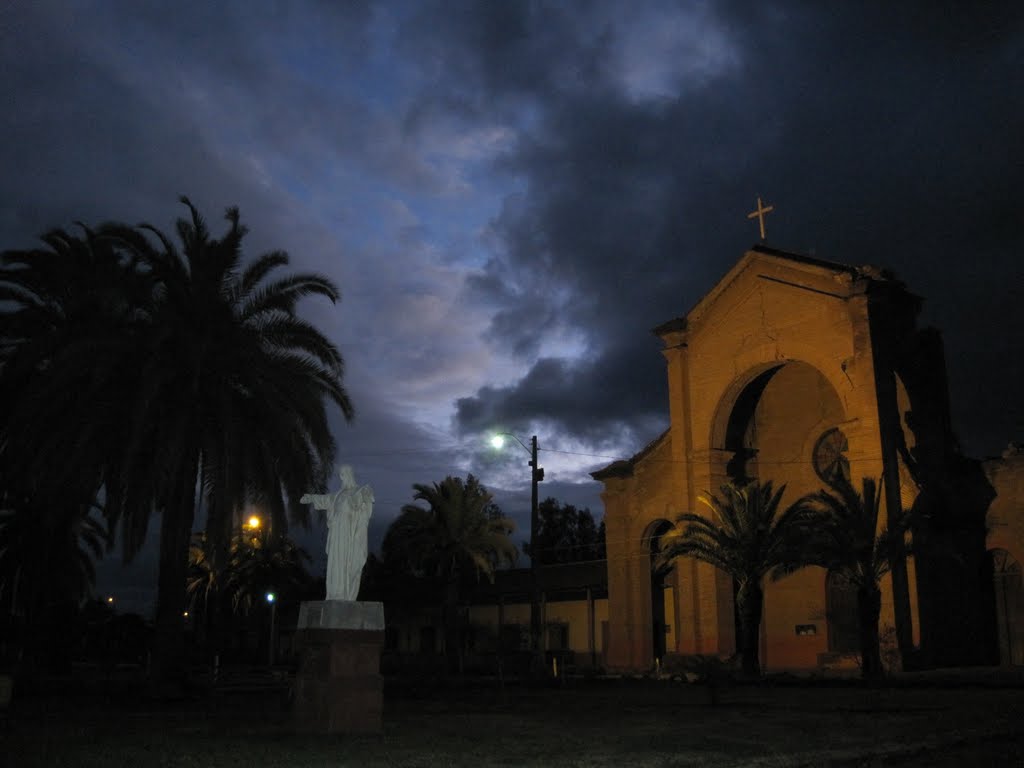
xmin=7 ymin=672 xmax=1024 ymax=767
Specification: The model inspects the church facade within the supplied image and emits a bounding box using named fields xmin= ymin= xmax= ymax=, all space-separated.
xmin=593 ymin=246 xmax=1011 ymax=673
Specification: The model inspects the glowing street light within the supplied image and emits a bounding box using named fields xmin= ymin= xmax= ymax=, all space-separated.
xmin=244 ymin=514 xmax=264 ymax=547
xmin=266 ymin=591 xmax=277 ymax=666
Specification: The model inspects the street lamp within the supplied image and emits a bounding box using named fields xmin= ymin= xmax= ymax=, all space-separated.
xmin=491 ymin=433 xmax=544 ymax=656
xmin=266 ymin=591 xmax=277 ymax=666
xmin=245 ymin=515 xmax=263 ymax=547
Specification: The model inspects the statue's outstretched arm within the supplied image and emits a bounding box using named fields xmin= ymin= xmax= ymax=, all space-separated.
xmin=300 ymin=493 xmax=332 ymax=511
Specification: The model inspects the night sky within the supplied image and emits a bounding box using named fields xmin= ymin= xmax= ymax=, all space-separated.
xmin=2 ymin=2 xmax=1021 ymax=613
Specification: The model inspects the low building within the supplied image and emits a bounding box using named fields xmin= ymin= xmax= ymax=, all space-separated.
xmin=378 ymin=561 xmax=609 ymax=673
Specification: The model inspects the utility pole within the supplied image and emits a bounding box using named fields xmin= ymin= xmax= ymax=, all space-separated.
xmin=529 ymin=435 xmax=544 ymax=657
xmin=489 ymin=431 xmax=545 ymax=666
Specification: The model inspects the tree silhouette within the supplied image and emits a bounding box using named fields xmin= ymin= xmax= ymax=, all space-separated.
xmin=0 ymin=487 xmax=108 ymax=668
xmin=523 ymin=497 xmax=605 ymax=564
xmin=1 ymin=199 xmax=353 ymax=691
xmin=790 ymin=476 xmax=903 ymax=679
xmin=383 ymin=475 xmax=517 ymax=672
xmin=658 ymin=480 xmax=809 ymax=677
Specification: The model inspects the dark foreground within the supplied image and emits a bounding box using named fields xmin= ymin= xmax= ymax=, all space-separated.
xmin=6 ymin=672 xmax=1024 ymax=767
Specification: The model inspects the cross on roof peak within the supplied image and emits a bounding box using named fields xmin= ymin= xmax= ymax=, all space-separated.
xmin=747 ymin=196 xmax=774 ymax=240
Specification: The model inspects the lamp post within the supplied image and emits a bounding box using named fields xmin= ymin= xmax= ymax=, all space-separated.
xmin=266 ymin=591 xmax=276 ymax=666
xmin=491 ymin=433 xmax=544 ymax=656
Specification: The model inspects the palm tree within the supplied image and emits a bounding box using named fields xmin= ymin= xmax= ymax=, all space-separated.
xmin=790 ymin=476 xmax=901 ymax=679
xmin=658 ymin=480 xmax=810 ymax=677
xmin=186 ymin=532 xmax=219 ymax=623
xmin=0 ymin=501 xmax=108 ymax=615
xmin=0 ymin=488 xmax=108 ymax=668
xmin=383 ymin=475 xmax=518 ymax=672
xmin=222 ymin=531 xmax=312 ymax=617
xmin=0 ymin=226 xmax=153 ymax=543
xmin=97 ymin=199 xmax=353 ymax=689
xmin=1 ymin=228 xmax=129 ymax=668
xmin=186 ymin=527 xmax=310 ymax=659
xmin=185 ymin=531 xmax=229 ymax=653
xmin=1 ymin=199 xmax=354 ymax=690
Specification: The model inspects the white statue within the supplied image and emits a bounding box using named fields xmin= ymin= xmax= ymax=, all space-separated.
xmin=300 ymin=465 xmax=374 ymax=601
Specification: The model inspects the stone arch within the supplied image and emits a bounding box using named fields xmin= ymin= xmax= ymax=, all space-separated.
xmin=709 ymin=360 xmax=848 ymax=491
xmin=990 ymin=548 xmax=1024 ymax=665
xmin=704 ymin=360 xmax=848 ymax=669
xmin=710 ymin=362 xmax=785 ymax=457
xmin=644 ymin=519 xmax=675 ymax=662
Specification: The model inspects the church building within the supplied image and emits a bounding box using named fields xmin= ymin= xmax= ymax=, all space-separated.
xmin=593 ymin=245 xmax=1013 ymax=674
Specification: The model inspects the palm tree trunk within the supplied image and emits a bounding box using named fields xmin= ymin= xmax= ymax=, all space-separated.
xmin=150 ymin=455 xmax=199 ymax=695
xmin=857 ymin=584 xmax=883 ymax=679
xmin=736 ymin=580 xmax=763 ymax=678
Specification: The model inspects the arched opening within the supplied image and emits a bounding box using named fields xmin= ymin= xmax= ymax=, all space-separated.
xmin=715 ymin=360 xmax=847 ymax=494
xmin=645 ymin=520 xmax=674 ymax=663
xmin=826 ymin=570 xmax=859 ymax=654
xmin=990 ymin=549 xmax=1023 ymax=665
xmin=709 ymin=360 xmax=848 ymax=669
xmin=722 ymin=365 xmax=783 ymax=481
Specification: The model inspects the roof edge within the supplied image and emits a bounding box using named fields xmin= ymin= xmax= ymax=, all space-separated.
xmin=591 ymin=429 xmax=669 ymax=481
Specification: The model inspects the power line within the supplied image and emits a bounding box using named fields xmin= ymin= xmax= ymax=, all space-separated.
xmin=338 ymin=442 xmax=892 ymax=470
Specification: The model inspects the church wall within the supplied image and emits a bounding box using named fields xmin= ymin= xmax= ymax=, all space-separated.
xmin=600 ymin=435 xmax=686 ymax=671
xmin=986 ymin=449 xmax=1024 ymax=560
xmin=597 ymin=251 xmax=932 ymax=674
xmin=677 ymin=264 xmax=893 ymax=670
xmin=763 ymin=569 xmax=830 ymax=670
xmin=683 ymin=264 xmax=864 ymax=456
xmin=984 ymin=449 xmax=1024 ymax=665
xmin=601 ymin=477 xmax=644 ymax=670
xmin=662 ymin=562 xmax=697 ymax=656
xmin=746 ymin=364 xmax=842 ymax=669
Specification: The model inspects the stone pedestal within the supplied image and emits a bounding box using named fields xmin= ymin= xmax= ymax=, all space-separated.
xmin=292 ymin=600 xmax=385 ymax=734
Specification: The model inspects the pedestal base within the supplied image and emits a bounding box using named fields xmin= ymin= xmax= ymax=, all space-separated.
xmin=292 ymin=600 xmax=385 ymax=734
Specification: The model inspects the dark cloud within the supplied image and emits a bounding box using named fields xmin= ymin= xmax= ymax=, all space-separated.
xmin=441 ymin=2 xmax=1024 ymax=457
xmin=455 ymin=340 xmax=666 ymax=442
xmin=397 ymin=0 xmax=610 ymax=113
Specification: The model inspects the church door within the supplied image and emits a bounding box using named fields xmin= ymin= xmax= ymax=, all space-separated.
xmin=648 ymin=521 xmax=673 ymax=662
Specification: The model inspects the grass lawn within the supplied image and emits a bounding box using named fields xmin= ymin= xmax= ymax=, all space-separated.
xmin=7 ymin=673 xmax=1024 ymax=767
